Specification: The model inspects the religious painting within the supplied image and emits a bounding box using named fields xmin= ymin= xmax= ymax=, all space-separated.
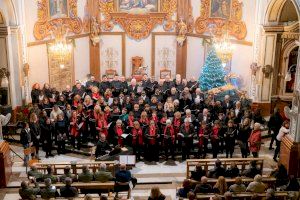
xmin=49 ymin=0 xmax=69 ymax=19
xmin=210 ymin=0 xmax=231 ymax=19
xmin=285 ymin=47 xmax=298 ymax=94
xmin=118 ymin=0 xmax=159 ymax=13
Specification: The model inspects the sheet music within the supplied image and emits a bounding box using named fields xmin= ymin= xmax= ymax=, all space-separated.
xmin=119 ymin=155 xmax=127 ymax=164
xmin=127 ymin=155 xmax=136 ymax=165
xmin=121 ymin=134 xmax=129 ymax=139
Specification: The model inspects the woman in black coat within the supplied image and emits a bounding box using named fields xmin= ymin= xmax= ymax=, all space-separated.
xmin=237 ymin=118 xmax=252 ymax=158
xmin=31 ymin=83 xmax=41 ymax=104
xmin=20 ymin=122 xmax=31 ymax=166
xmin=29 ymin=113 xmax=41 ymax=159
xmin=55 ymin=114 xmax=68 ymax=154
xmin=41 ymin=118 xmax=54 ymax=158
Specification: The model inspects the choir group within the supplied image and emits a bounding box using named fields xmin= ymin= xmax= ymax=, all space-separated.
xmin=21 ymin=73 xmax=274 ymax=163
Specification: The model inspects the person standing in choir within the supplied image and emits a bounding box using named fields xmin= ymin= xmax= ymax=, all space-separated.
xmin=248 ymin=123 xmax=262 ymax=158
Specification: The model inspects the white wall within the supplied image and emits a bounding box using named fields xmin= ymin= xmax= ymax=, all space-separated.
xmin=74 ymin=37 xmax=90 ymax=81
xmin=27 ymin=44 xmax=49 ymax=87
xmin=186 ymin=37 xmax=205 ymax=79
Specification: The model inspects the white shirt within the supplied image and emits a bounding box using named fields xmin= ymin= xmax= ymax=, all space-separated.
xmin=276 ymin=127 xmax=289 ymax=141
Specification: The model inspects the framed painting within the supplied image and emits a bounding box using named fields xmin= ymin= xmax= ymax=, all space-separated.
xmin=160 ymin=68 xmax=171 ymax=79
xmin=210 ymin=0 xmax=231 ymax=19
xmin=117 ymin=0 xmax=160 ymax=14
xmin=49 ymin=0 xmax=69 ymax=19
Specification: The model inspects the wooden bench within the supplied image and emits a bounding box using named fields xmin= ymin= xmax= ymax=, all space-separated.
xmin=31 ymin=181 xmax=115 ymax=196
xmin=34 ymin=161 xmax=116 ymax=176
xmin=195 ymin=192 xmax=288 ymax=200
xmin=188 ymin=177 xmax=276 ymax=188
xmin=186 ymin=158 xmax=264 ymax=178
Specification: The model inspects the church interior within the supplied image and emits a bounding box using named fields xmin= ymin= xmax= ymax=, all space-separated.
xmin=0 ymin=0 xmax=300 ymax=199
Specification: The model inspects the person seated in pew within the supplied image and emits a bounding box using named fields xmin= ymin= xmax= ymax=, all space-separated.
xmin=224 ymin=192 xmax=233 ymax=200
xmin=59 ymin=166 xmax=77 ymax=183
xmin=270 ymin=162 xmax=288 ymax=188
xmin=19 ymin=178 xmax=40 ymax=200
xmin=194 ymin=176 xmax=213 ymax=194
xmin=208 ymin=159 xmax=226 ymax=178
xmin=242 ymin=160 xmax=262 ymax=178
xmin=228 ymin=177 xmax=246 ymax=193
xmin=190 ymin=164 xmax=206 ymax=181
xmin=40 ymin=178 xmax=60 ymax=199
xmin=60 ymin=177 xmax=78 ymax=198
xmin=115 ymin=164 xmax=135 ymax=198
xmin=213 ymin=176 xmax=227 ymax=195
xmin=246 ymin=174 xmax=266 ymax=193
xmin=78 ymin=165 xmax=94 ymax=183
xmin=43 ymin=165 xmax=58 ymax=183
xmin=177 ymin=179 xmax=193 ymax=199
xmin=84 ymin=194 xmax=93 ymax=200
xmin=225 ymin=162 xmax=240 ymax=178
xmin=27 ymin=165 xmax=43 ymax=182
xmin=187 ymin=191 xmax=196 ymax=200
xmin=266 ymin=188 xmax=276 ymax=200
xmin=148 ymin=186 xmax=166 ymax=200
xmin=94 ymin=163 xmax=114 ymax=182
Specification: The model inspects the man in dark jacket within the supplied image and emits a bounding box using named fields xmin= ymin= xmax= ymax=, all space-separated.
xmin=268 ymin=108 xmax=283 ymax=150
xmin=20 ymin=122 xmax=31 ymax=166
xmin=208 ymin=160 xmax=226 ymax=178
xmin=60 ymin=177 xmax=78 ymax=198
xmin=19 ymin=179 xmax=40 ymax=200
xmin=242 ymin=161 xmax=262 ymax=178
xmin=95 ymin=134 xmax=112 ymax=158
xmin=194 ymin=176 xmax=212 ymax=194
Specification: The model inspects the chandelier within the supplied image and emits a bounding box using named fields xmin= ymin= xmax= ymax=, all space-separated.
xmin=49 ymin=36 xmax=72 ymax=69
xmin=213 ymin=31 xmax=234 ymax=64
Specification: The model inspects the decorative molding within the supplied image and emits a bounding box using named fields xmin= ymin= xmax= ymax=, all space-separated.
xmin=33 ymin=0 xmax=83 ymax=40
xmin=111 ymin=13 xmax=165 ymax=40
xmin=194 ymin=0 xmax=247 ymax=40
xmin=98 ymin=0 xmax=177 ymax=40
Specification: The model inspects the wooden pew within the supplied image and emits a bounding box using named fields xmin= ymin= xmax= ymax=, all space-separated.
xmin=34 ymin=161 xmax=116 ymax=176
xmin=195 ymin=192 xmax=288 ymax=200
xmin=31 ymin=181 xmax=115 ymax=195
xmin=188 ymin=177 xmax=276 ymax=188
xmin=186 ymin=158 xmax=264 ymax=178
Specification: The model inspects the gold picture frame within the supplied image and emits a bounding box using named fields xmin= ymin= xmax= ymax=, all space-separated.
xmin=48 ymin=0 xmax=69 ymax=20
xmin=195 ymin=0 xmax=247 ymax=40
xmin=34 ymin=0 xmax=82 ymax=40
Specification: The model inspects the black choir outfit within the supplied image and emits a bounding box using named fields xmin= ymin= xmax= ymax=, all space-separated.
xmin=27 ymin=75 xmax=259 ymax=162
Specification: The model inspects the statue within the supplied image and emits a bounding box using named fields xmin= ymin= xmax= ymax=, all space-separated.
xmin=90 ymin=17 xmax=101 ymax=46
xmin=0 ymin=113 xmax=11 ymax=141
xmin=176 ymin=18 xmax=188 ymax=47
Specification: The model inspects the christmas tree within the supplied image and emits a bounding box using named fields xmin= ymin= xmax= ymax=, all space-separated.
xmin=199 ymin=48 xmax=226 ymax=91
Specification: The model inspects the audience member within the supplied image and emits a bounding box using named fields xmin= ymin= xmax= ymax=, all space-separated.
xmin=228 ymin=177 xmax=246 ymax=193
xmin=190 ymin=163 xmax=206 ymax=181
xmin=43 ymin=165 xmax=58 ymax=183
xmin=177 ymin=179 xmax=192 ymax=199
xmin=59 ymin=166 xmax=76 ymax=183
xmin=242 ymin=160 xmax=262 ymax=178
xmin=246 ymin=175 xmax=266 ymax=193
xmin=208 ymin=159 xmax=226 ymax=178
xmin=270 ymin=162 xmax=288 ymax=187
xmin=148 ymin=186 xmax=166 ymax=200
xmin=40 ymin=178 xmax=59 ymax=199
xmin=94 ymin=163 xmax=114 ymax=182
xmin=213 ymin=176 xmax=227 ymax=195
xmin=27 ymin=166 xmax=43 ymax=182
xmin=60 ymin=177 xmax=78 ymax=198
xmin=194 ymin=176 xmax=212 ymax=194
xmin=225 ymin=162 xmax=240 ymax=178
xmin=78 ymin=165 xmax=93 ymax=183
xmin=19 ymin=179 xmax=40 ymax=200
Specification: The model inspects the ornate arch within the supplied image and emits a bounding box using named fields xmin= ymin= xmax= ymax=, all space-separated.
xmin=265 ymin=0 xmax=300 ymax=23
xmin=0 ymin=0 xmax=18 ymax=26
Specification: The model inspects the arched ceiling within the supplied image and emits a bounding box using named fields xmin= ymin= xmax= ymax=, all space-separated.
xmin=279 ymin=0 xmax=299 ymax=22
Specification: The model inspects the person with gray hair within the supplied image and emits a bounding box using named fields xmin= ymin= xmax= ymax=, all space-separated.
xmin=248 ymin=123 xmax=262 ymax=158
xmin=40 ymin=178 xmax=59 ymax=199
xmin=78 ymin=165 xmax=93 ymax=183
xmin=94 ymin=163 xmax=114 ymax=182
xmin=246 ymin=174 xmax=266 ymax=193
xmin=266 ymin=188 xmax=276 ymax=200
xmin=60 ymin=177 xmax=78 ymax=198
xmin=228 ymin=177 xmax=246 ymax=192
